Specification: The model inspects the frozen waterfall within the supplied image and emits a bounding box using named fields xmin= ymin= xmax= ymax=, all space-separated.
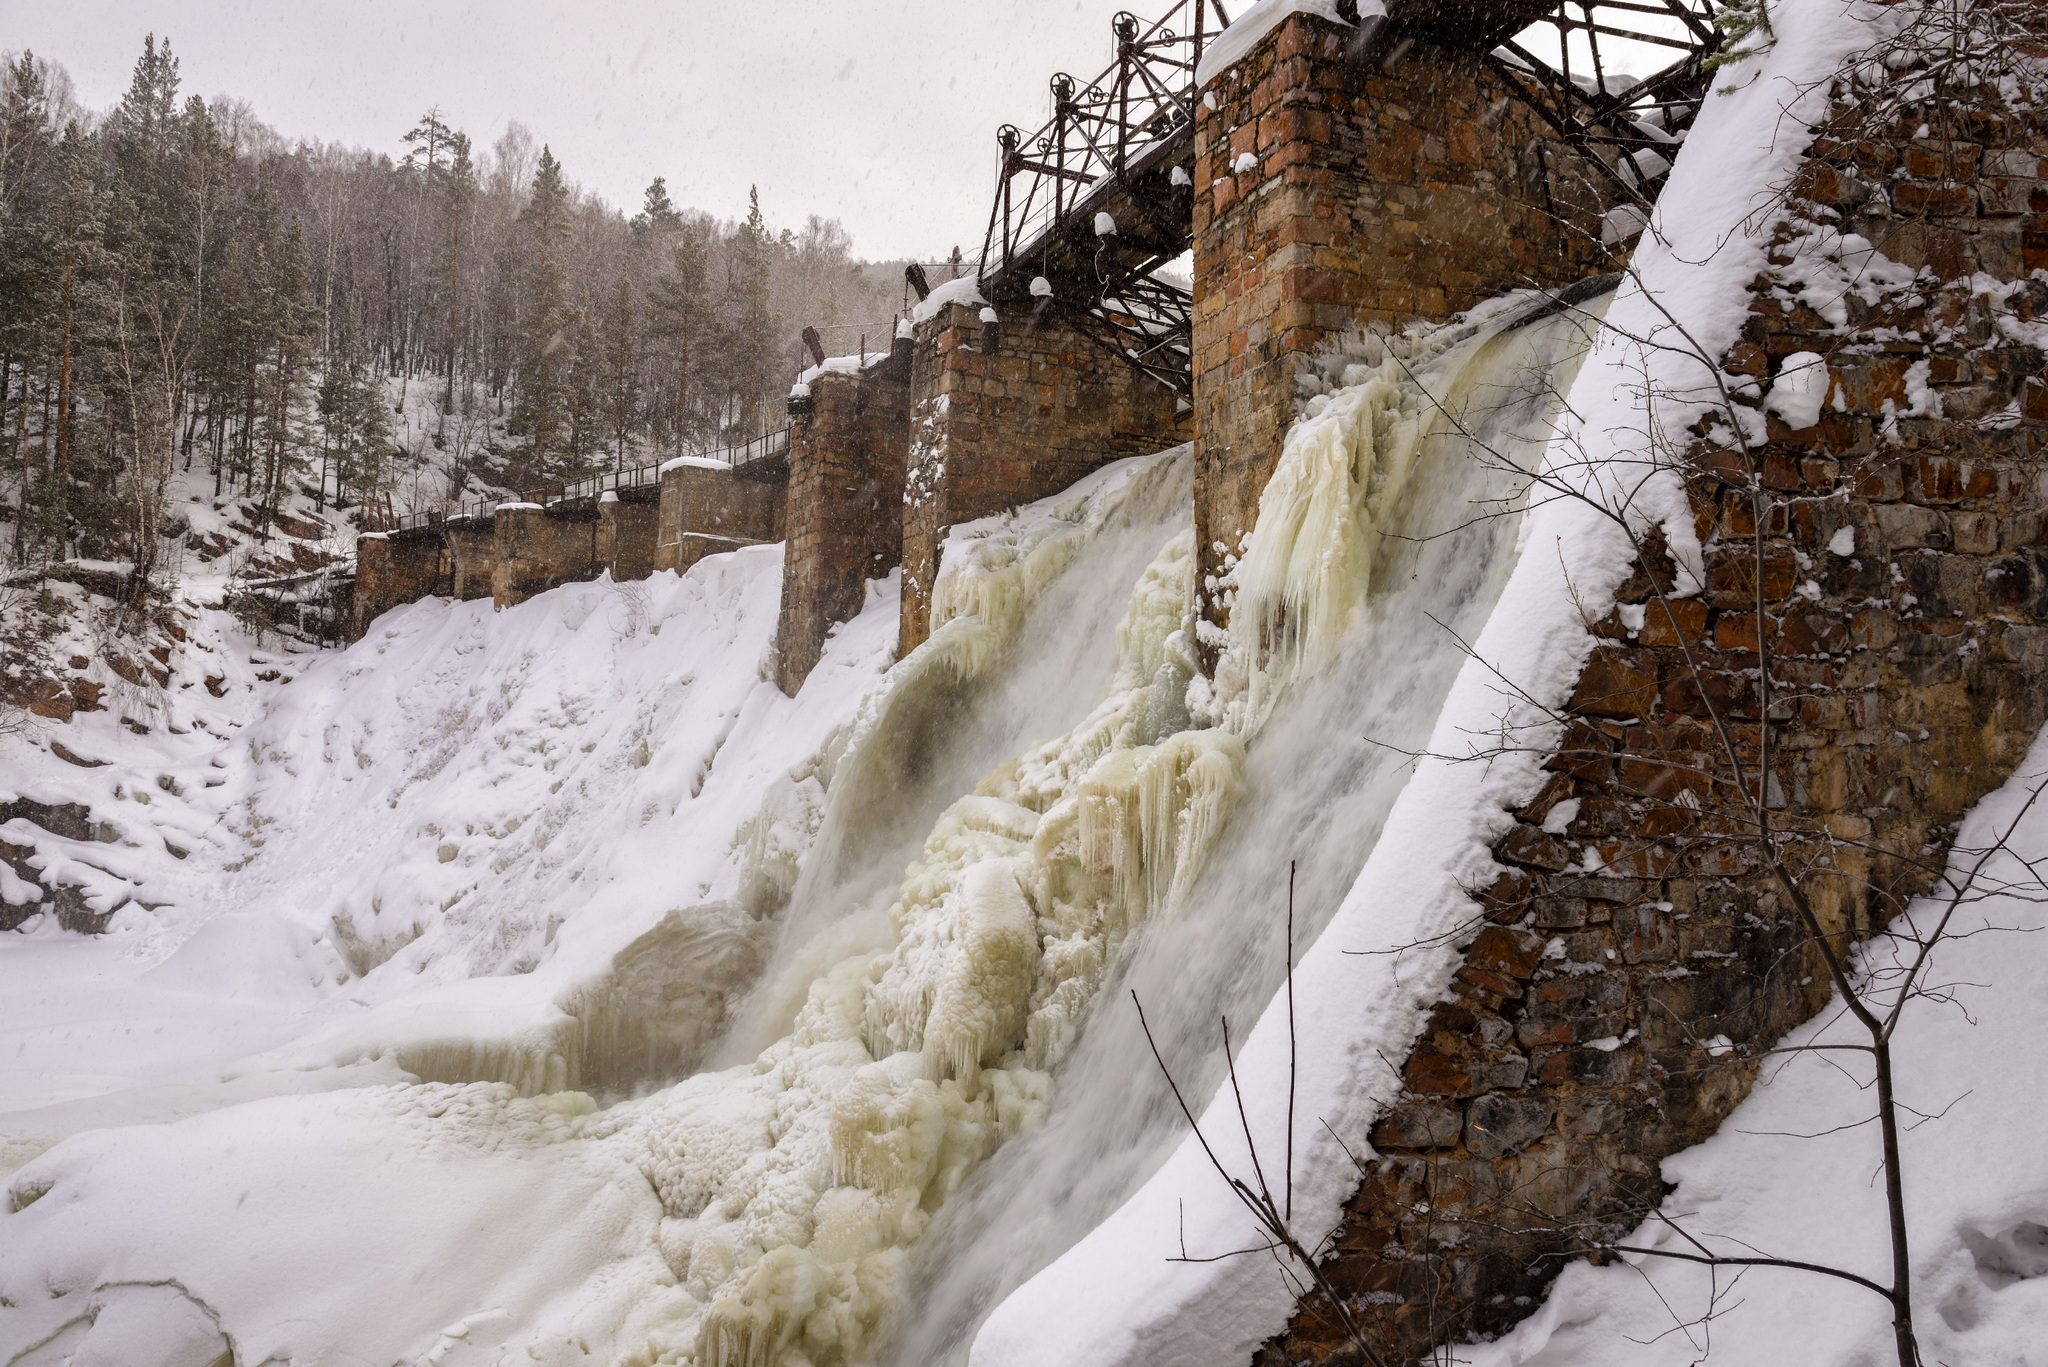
xmin=879 ymin=290 xmax=1609 ymax=1367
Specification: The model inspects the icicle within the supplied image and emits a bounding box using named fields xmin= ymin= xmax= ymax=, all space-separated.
xmin=1201 ymin=353 xmax=1428 ymax=734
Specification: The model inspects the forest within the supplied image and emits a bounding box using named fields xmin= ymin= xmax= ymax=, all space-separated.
xmin=0 ymin=37 xmax=935 ymax=587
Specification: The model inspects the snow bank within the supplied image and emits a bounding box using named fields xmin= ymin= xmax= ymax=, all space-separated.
xmin=971 ymin=6 xmax=1883 ymax=1367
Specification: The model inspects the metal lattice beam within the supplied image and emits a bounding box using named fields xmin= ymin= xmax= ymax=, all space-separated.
xmin=975 ymin=2 xmax=1219 ymax=399
xmin=972 ymin=0 xmax=1724 ymax=397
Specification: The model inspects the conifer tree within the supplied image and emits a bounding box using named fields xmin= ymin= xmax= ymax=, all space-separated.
xmin=649 ymin=222 xmax=709 ymax=451
xmin=436 ymin=131 xmax=474 ymax=414
xmin=254 ymin=216 xmax=316 ymax=534
xmin=726 ymin=185 xmax=775 ymax=437
xmin=513 ymin=145 xmax=576 ymax=479
xmin=596 ymin=273 xmax=639 ymax=468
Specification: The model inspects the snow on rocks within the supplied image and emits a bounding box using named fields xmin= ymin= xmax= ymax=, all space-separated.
xmin=1764 ymin=349 xmax=1831 ymax=429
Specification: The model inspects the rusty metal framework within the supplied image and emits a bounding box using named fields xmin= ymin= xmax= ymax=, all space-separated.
xmin=1458 ymin=0 xmax=1726 ymax=209
xmin=973 ymin=0 xmax=1726 ymax=397
xmin=975 ymin=1 xmax=1226 ymax=398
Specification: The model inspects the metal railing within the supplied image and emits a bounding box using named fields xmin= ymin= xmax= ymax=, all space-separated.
xmin=370 ymin=427 xmax=793 ymax=533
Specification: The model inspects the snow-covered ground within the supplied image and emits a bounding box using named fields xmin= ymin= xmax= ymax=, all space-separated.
xmin=8 ymin=5 xmax=2044 ymax=1366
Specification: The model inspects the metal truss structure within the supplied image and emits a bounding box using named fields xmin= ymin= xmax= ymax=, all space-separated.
xmin=969 ymin=1 xmax=1226 ymax=398
xmin=970 ymin=0 xmax=1725 ymax=397
xmin=1430 ymin=0 xmax=1728 ymax=210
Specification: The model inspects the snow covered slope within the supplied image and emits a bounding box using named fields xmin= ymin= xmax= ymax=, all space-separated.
xmin=0 ymin=545 xmax=897 ymax=1143
xmin=0 ymin=446 xmax=1197 ymax=1367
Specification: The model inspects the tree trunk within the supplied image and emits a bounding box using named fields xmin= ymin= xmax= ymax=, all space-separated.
xmin=536 ymin=350 xmax=552 ymax=481
xmin=53 ymin=209 xmax=75 ymax=557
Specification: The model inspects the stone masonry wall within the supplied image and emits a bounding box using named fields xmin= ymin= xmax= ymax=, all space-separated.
xmin=1261 ymin=59 xmax=2048 ymax=1367
xmin=445 ymin=520 xmax=497 ymax=603
xmin=352 ymin=530 xmax=446 ymax=636
xmin=656 ymin=461 xmax=786 ymax=577
xmin=775 ymin=362 xmax=910 ymax=694
xmin=491 ymin=505 xmax=601 ymax=610
xmin=597 ymin=493 xmax=660 ymax=582
xmin=1192 ymin=14 xmax=1615 ymax=655
xmin=899 ymin=301 xmax=1191 ymax=655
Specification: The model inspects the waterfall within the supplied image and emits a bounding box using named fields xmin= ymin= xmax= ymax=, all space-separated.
xmin=554 ymin=294 xmax=1604 ymax=1367
xmin=878 ymin=292 xmax=1609 ymax=1367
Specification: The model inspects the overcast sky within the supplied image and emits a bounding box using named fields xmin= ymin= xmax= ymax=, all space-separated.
xmin=12 ymin=0 xmax=1139 ymax=262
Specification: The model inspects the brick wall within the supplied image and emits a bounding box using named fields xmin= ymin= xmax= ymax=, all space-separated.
xmin=775 ymin=359 xmax=911 ymax=694
xmin=1192 ymin=14 xmax=1614 ymax=655
xmin=655 ymin=461 xmax=786 ymax=576
xmin=899 ymin=301 xmax=1192 ymax=654
xmin=1261 ymin=66 xmax=2048 ymax=1367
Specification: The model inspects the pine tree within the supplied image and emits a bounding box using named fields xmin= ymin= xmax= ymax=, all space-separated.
xmin=726 ymin=185 xmax=776 ymax=437
xmin=0 ymin=54 xmax=59 ymax=564
xmin=632 ymin=176 xmax=680 ymax=242
xmin=436 ymin=130 xmax=474 ymax=415
xmin=319 ymin=337 xmax=392 ymax=512
xmin=512 ymin=145 xmax=576 ymax=480
xmin=596 ymin=273 xmax=640 ymax=468
xmin=175 ymin=96 xmax=233 ymax=474
xmin=105 ymin=34 xmax=200 ymax=590
xmin=39 ymin=125 xmax=105 ymax=562
xmin=649 ymin=223 xmax=709 ymax=451
xmin=254 ymin=216 xmax=317 ymax=535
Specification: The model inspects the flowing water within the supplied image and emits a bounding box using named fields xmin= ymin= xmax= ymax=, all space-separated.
xmin=535 ymin=291 xmax=1608 ymax=1367
xmin=874 ymin=294 xmax=1609 ymax=1367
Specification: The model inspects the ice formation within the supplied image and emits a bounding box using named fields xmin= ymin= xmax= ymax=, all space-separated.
xmin=587 ymin=528 xmax=1248 ymax=1367
xmin=1194 ymin=338 xmax=1442 ymax=734
xmin=583 ymin=330 xmax=1480 ymax=1365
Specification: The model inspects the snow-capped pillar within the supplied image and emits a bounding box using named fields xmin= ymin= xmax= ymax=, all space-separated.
xmin=443 ymin=518 xmax=498 ymax=603
xmin=1189 ymin=5 xmax=1617 ymax=662
xmin=491 ymin=502 xmax=599 ymax=610
xmin=596 ymin=489 xmax=660 ymax=581
xmin=654 ymin=460 xmax=785 ymax=577
xmin=775 ymin=353 xmax=912 ymax=695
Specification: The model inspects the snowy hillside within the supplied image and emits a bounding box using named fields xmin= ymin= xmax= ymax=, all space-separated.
xmin=0 ymin=444 xmax=1203 ymax=1364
